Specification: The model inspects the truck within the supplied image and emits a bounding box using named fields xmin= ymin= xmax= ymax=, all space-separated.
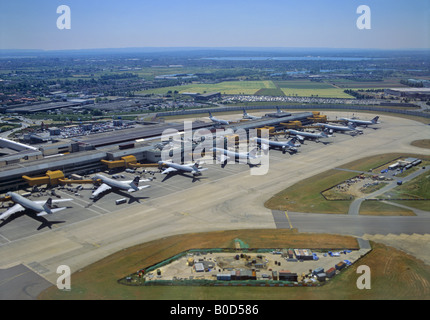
xmin=115 ymin=198 xmax=127 ymax=205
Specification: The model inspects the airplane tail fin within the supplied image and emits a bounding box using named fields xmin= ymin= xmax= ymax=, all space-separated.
xmin=130 ymin=176 xmax=140 ymax=189
xmin=372 ymin=116 xmax=379 ymax=124
xmin=287 ymin=138 xmax=296 ymax=147
xmin=208 ymin=111 xmax=212 ymax=117
xmin=248 ymin=147 xmax=258 ymax=158
xmin=192 ymin=162 xmax=200 ymax=172
xmin=348 ymin=122 xmax=357 ymax=129
xmin=43 ymin=198 xmax=53 ymax=212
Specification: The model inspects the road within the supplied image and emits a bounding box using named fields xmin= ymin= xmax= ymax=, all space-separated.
xmin=348 ymin=166 xmax=430 ymax=215
xmin=0 ymin=111 xmax=429 ymax=290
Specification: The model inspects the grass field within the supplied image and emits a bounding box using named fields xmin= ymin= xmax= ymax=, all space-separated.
xmin=138 ymin=80 xmax=277 ymax=96
xmin=265 ymin=153 xmax=430 ymax=215
xmin=37 ymin=229 xmax=430 ymax=300
xmin=137 ymin=77 xmax=410 ymax=99
xmin=137 ymin=79 xmax=354 ymax=98
xmin=359 ymin=200 xmax=415 ymax=216
xmin=265 ymin=169 xmax=355 ymax=214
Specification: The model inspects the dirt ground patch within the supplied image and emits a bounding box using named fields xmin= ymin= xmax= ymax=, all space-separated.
xmin=411 ymin=139 xmax=430 ymax=149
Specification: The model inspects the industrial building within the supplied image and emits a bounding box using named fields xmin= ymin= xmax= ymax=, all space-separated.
xmin=384 ymin=88 xmax=430 ymax=99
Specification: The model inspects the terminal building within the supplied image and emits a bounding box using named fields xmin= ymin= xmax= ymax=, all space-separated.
xmin=0 ymin=110 xmax=320 ymax=192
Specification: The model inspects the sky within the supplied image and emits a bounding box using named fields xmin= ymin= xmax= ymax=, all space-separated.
xmin=0 ymin=0 xmax=429 ymax=50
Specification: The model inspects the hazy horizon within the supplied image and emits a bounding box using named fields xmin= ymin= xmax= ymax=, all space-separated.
xmin=1 ymin=1 xmax=429 ymax=51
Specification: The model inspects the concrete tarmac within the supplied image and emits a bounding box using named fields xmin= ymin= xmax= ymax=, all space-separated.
xmin=0 ymin=112 xmax=429 ymax=297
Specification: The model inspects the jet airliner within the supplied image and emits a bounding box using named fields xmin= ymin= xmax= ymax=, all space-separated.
xmin=0 ymin=192 xmax=73 ymax=220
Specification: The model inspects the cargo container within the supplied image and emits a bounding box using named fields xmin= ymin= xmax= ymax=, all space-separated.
xmin=294 ymin=249 xmax=313 ymax=260
xmin=335 ymin=261 xmax=346 ymax=271
xmin=312 ymin=267 xmax=324 ymax=276
xmin=217 ymin=274 xmax=231 ymax=281
xmin=194 ymin=263 xmax=205 ymax=272
xmin=279 ymin=271 xmax=298 ymax=281
xmin=326 ymin=267 xmax=336 ymax=278
xmin=316 ymin=273 xmax=326 ymax=282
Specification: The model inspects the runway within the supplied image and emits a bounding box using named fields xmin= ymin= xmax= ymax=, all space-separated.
xmin=0 ymin=111 xmax=429 ymax=290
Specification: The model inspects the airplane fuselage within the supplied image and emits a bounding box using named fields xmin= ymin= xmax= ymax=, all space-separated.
xmin=211 ymin=147 xmax=258 ymax=160
xmin=159 ymin=161 xmax=195 ymax=173
xmin=93 ymin=174 xmax=137 ymax=191
xmin=7 ymin=192 xmax=46 ymax=213
xmin=255 ymin=138 xmax=297 ymax=153
xmin=318 ymin=123 xmax=358 ymax=132
xmin=288 ymin=129 xmax=327 ymax=139
xmin=339 ymin=117 xmax=379 ymax=126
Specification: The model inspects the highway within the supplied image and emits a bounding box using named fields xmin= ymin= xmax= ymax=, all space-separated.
xmin=0 ymin=111 xmax=429 ymax=293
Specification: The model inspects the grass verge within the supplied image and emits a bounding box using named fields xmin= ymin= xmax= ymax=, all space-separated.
xmin=38 ymin=230 xmax=430 ymax=300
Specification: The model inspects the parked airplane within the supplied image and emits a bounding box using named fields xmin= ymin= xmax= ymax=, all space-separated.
xmin=0 ymin=192 xmax=73 ymax=220
xmin=91 ymin=174 xmax=150 ymax=199
xmin=208 ymin=111 xmax=229 ymax=125
xmin=339 ymin=116 xmax=380 ymax=127
xmin=253 ymin=137 xmax=299 ymax=154
xmin=316 ymin=122 xmax=363 ymax=135
xmin=242 ymin=109 xmax=262 ymax=120
xmin=211 ymin=147 xmax=260 ymax=164
xmin=287 ymin=129 xmax=329 ymax=142
xmin=158 ymin=161 xmax=208 ymax=176
xmin=275 ymin=106 xmax=286 ymax=114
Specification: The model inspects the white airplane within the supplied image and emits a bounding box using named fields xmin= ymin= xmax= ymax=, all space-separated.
xmin=91 ymin=174 xmax=150 ymax=199
xmin=208 ymin=111 xmax=230 ymax=125
xmin=275 ymin=106 xmax=286 ymax=114
xmin=242 ymin=109 xmax=262 ymax=120
xmin=0 ymin=192 xmax=73 ymax=220
xmin=339 ymin=116 xmax=380 ymax=127
xmin=211 ymin=147 xmax=260 ymax=164
xmin=253 ymin=137 xmax=299 ymax=154
xmin=158 ymin=161 xmax=208 ymax=176
xmin=316 ymin=122 xmax=363 ymax=135
xmin=287 ymin=129 xmax=330 ymax=142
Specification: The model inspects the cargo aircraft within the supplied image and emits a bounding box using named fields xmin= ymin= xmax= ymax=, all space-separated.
xmin=0 ymin=192 xmax=73 ymax=220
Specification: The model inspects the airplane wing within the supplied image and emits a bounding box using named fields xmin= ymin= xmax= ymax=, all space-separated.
xmin=128 ymin=185 xmax=151 ymax=192
xmin=161 ymin=167 xmax=178 ymax=174
xmin=122 ymin=179 xmax=151 ymax=183
xmin=37 ymin=207 xmax=67 ymax=217
xmin=0 ymin=204 xmax=25 ymax=220
xmin=33 ymin=199 xmax=73 ymax=204
xmin=92 ymin=183 xmax=112 ymax=197
xmin=217 ymin=154 xmax=230 ymax=163
xmin=295 ymin=134 xmax=305 ymax=142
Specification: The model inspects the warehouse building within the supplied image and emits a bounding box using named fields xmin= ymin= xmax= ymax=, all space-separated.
xmin=384 ymin=88 xmax=430 ymax=99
